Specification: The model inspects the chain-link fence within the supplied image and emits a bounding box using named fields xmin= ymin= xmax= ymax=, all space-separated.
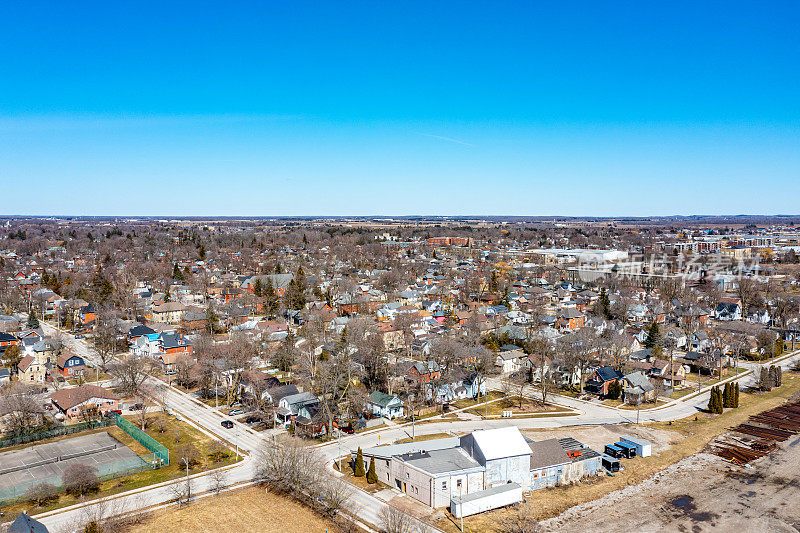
xmin=0 ymin=418 xmax=113 ymax=449
xmin=116 ymin=415 xmax=170 ymax=465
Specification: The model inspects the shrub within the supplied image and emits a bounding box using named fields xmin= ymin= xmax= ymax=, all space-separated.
xmin=63 ymin=463 xmax=100 ymax=496
xmin=25 ymin=482 xmax=59 ymax=506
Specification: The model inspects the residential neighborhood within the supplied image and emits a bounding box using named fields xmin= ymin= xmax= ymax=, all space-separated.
xmin=1 ymin=216 xmax=800 ymax=532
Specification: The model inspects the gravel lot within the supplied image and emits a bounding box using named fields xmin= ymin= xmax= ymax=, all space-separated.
xmin=540 ymin=435 xmax=800 ymax=532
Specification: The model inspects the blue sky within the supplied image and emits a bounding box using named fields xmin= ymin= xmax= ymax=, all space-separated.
xmin=1 ymin=1 xmax=798 ymax=216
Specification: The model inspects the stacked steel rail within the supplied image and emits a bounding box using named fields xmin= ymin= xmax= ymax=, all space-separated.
xmin=708 ymin=400 xmax=800 ymax=464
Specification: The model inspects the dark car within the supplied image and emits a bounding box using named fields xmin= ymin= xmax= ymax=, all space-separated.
xmin=341 ymin=425 xmax=355 ymax=434
xmin=221 ymin=420 xmax=234 ymax=429
xmin=130 ymin=403 xmax=143 ymax=411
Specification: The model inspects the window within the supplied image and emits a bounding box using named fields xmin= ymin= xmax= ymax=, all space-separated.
xmin=456 ymin=479 xmax=462 ymax=488
xmin=441 ymin=481 xmax=447 ymax=490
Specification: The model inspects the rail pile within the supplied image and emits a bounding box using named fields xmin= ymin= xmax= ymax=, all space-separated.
xmin=708 ymin=400 xmax=800 ymax=464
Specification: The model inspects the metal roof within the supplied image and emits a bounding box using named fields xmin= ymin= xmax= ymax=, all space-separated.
xmin=400 ymin=447 xmax=482 ymax=476
xmin=469 ymin=427 xmax=531 ymax=460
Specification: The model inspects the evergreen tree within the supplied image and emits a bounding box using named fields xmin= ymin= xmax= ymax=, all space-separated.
xmin=302 ymin=233 xmax=308 ymax=245
xmin=253 ymin=278 xmax=263 ymax=297
xmin=164 ymin=287 xmax=171 ymax=302
xmin=707 ymin=386 xmax=716 ymax=412
xmin=722 ymin=383 xmax=729 ymax=408
xmin=366 ymin=457 xmax=377 ymax=484
xmin=26 ymin=310 xmax=39 ymax=329
xmin=644 ymin=322 xmax=662 ymax=350
xmin=172 ymin=263 xmax=184 ymax=281
xmin=598 ymin=288 xmax=612 ymax=319
xmin=734 ymin=383 xmax=740 ymax=407
xmin=264 ymin=278 xmax=278 ymax=316
xmin=354 ymin=447 xmax=365 ymax=477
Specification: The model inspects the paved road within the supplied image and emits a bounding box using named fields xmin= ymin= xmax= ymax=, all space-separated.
xmin=32 ymin=322 xmax=800 ymax=532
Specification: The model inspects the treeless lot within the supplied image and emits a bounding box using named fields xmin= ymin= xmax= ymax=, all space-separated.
xmin=129 ymin=487 xmax=338 ymax=533
xmin=435 ymin=371 xmax=800 ymax=532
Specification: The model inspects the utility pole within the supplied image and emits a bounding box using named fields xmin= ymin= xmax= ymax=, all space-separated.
xmin=182 ymin=457 xmax=190 ymax=501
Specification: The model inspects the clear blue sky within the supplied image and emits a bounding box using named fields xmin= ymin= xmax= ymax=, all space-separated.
xmin=1 ymin=1 xmax=798 ymax=216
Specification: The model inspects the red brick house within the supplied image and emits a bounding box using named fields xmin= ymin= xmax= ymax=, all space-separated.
xmin=408 ymin=361 xmax=440 ymax=384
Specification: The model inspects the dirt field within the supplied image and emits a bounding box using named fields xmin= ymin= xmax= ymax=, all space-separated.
xmin=541 ymin=435 xmax=800 ymax=532
xmin=128 ymin=487 xmax=337 ymax=533
xmin=521 ymin=424 xmax=684 ymax=453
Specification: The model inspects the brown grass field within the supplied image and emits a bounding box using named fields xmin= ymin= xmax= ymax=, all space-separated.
xmin=128 ymin=487 xmax=337 ymax=533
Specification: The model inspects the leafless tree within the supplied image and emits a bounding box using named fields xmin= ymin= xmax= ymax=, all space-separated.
xmin=380 ymin=504 xmax=414 ymax=533
xmin=0 ymin=382 xmax=46 ymax=436
xmin=254 ymin=437 xmax=352 ymax=518
xmin=25 ymin=482 xmax=59 ymax=507
xmin=498 ymin=504 xmax=542 ymax=533
xmin=209 ymin=468 xmax=227 ymax=496
xmin=63 ymin=463 xmax=100 ymax=496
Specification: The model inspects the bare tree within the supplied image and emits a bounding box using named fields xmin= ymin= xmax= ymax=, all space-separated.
xmin=254 ymin=437 xmax=352 ymax=518
xmin=209 ymin=468 xmax=227 ymax=497
xmin=0 ymin=382 xmax=46 ymax=436
xmin=63 ymin=463 xmax=100 ymax=496
xmin=498 ymin=504 xmax=542 ymax=533
xmin=380 ymin=504 xmax=414 ymax=533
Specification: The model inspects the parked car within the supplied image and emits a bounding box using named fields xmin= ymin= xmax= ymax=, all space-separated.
xmin=227 ymin=408 xmax=244 ymax=416
xmin=74 ymin=334 xmax=84 ymax=339
xmin=221 ymin=420 xmax=234 ymax=429
xmin=341 ymin=425 xmax=355 ymax=434
xmin=130 ymin=403 xmax=143 ymax=411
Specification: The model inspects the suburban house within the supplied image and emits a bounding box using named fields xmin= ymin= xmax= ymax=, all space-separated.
xmin=584 ymin=366 xmax=624 ymax=397
xmin=716 ymin=298 xmax=743 ymax=321
xmin=127 ymin=324 xmax=156 ymax=342
xmin=426 ymin=370 xmax=486 ymax=403
xmin=240 ymin=273 xmax=293 ymax=297
xmin=131 ymin=332 xmax=193 ymax=359
xmin=275 ymin=391 xmax=320 ymax=426
xmin=408 ymin=360 xmax=440 ymax=384
xmin=150 ymin=301 xmax=186 ymax=324
xmin=495 ymin=346 xmax=525 ymax=374
xmin=17 ymin=355 xmax=46 ymax=383
xmin=653 ymin=359 xmax=686 ymax=387
xmin=56 ymin=351 xmax=86 ymax=378
xmin=621 ymin=371 xmax=656 ymax=403
xmin=556 ymin=309 xmax=585 ymax=331
xmin=9 ymin=512 xmax=50 ymax=533
xmin=49 ymin=385 xmax=119 ymax=421
xmin=0 ymin=332 xmax=20 ymax=353
xmin=366 ymin=391 xmax=404 ymax=419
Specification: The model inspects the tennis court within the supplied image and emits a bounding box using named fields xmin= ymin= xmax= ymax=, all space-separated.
xmin=0 ymin=432 xmax=149 ymax=503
